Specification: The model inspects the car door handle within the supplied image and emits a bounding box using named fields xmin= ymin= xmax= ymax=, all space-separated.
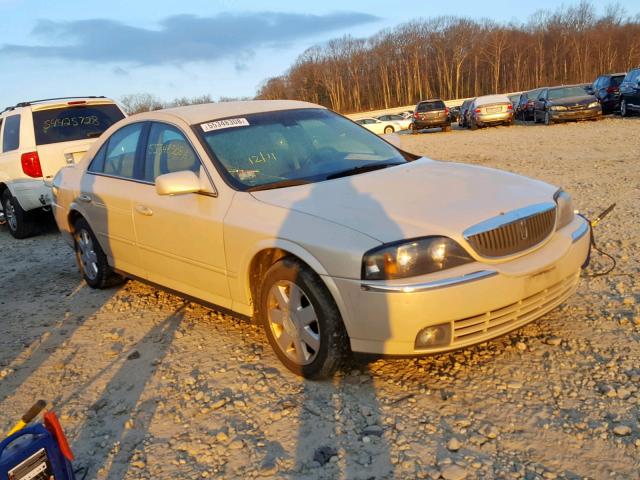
xmin=135 ymin=204 xmax=154 ymax=216
xmin=78 ymin=193 xmax=92 ymax=203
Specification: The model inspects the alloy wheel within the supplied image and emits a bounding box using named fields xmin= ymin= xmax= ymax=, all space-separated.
xmin=3 ymin=198 xmax=17 ymax=232
xmin=77 ymin=229 xmax=99 ymax=281
xmin=267 ymin=280 xmax=321 ymax=366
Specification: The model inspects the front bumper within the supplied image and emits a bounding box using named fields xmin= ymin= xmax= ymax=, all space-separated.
xmin=332 ymin=215 xmax=590 ymax=355
xmin=550 ymin=107 xmax=601 ymax=122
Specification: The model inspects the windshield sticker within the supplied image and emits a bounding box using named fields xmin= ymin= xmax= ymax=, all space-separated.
xmin=201 ymin=118 xmax=249 ymax=132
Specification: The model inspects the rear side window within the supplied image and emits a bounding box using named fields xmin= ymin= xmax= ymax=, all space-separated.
xmin=610 ymin=76 xmax=624 ymax=87
xmin=88 ymin=143 xmax=108 ymax=173
xmin=2 ymin=115 xmax=20 ymax=152
xmin=416 ymin=101 xmax=445 ymax=112
xmin=102 ymin=123 xmax=143 ymax=179
xmin=143 ymin=123 xmax=199 ymax=182
xmin=32 ymin=104 xmax=125 ymax=146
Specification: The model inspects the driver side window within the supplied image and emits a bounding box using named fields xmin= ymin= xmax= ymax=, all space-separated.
xmin=143 ymin=123 xmax=200 ymax=183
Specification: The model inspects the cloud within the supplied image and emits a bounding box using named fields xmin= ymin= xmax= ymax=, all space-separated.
xmin=0 ymin=12 xmax=379 ymax=65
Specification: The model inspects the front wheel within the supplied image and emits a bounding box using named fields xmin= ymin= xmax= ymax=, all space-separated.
xmin=2 ymin=190 xmax=36 ymax=239
xmin=73 ymin=218 xmax=123 ymax=289
xmin=259 ymin=258 xmax=349 ymax=379
xmin=383 ymin=126 xmax=394 ymax=134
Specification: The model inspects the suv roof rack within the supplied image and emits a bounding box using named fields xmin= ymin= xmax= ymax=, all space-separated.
xmin=1 ymin=96 xmax=107 ymax=114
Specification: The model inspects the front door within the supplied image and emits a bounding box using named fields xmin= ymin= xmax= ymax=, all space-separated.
xmin=131 ymin=122 xmax=232 ymax=308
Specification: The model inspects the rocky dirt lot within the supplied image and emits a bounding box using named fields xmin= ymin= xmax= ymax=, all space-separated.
xmin=1 ymin=117 xmax=639 ymax=480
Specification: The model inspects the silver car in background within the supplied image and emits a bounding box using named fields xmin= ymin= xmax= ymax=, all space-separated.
xmin=468 ymin=94 xmax=515 ymax=129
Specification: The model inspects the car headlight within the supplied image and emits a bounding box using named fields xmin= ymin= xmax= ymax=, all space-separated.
xmin=550 ymin=106 xmax=567 ymax=111
xmin=588 ymin=101 xmax=600 ymax=108
xmin=554 ymin=189 xmax=574 ymax=230
xmin=362 ymin=236 xmax=474 ymax=280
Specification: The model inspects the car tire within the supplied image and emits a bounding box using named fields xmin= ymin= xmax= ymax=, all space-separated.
xmin=383 ymin=126 xmax=394 ymax=134
xmin=470 ymin=120 xmax=478 ymax=130
xmin=1 ymin=190 xmax=37 ymax=239
xmin=620 ymin=99 xmax=630 ymax=117
xmin=73 ymin=217 xmax=123 ymax=289
xmin=544 ymin=112 xmax=552 ymax=126
xmin=258 ymin=257 xmax=349 ymax=379
xmin=442 ymin=124 xmax=452 ymax=132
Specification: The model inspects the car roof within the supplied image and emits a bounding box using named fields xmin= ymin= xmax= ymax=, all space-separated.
xmin=1 ymin=96 xmax=118 ymax=115
xmin=140 ymin=100 xmax=325 ymax=125
xmin=417 ymin=99 xmax=444 ymax=104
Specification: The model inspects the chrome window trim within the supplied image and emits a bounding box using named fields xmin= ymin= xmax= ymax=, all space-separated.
xmin=361 ymin=270 xmax=497 ymax=293
xmin=571 ymin=219 xmax=590 ymax=243
xmin=463 ymin=202 xmax=557 ymax=239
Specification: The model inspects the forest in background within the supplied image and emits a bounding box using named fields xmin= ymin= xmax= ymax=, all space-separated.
xmin=255 ymin=2 xmax=640 ymax=113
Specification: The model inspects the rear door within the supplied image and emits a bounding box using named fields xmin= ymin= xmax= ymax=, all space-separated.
xmin=131 ymin=121 xmax=232 ymax=308
xmin=79 ymin=122 xmax=145 ymax=278
xmin=32 ymin=102 xmax=126 ymax=184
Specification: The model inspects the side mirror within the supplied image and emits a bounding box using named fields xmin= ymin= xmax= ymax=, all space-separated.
xmin=156 ymin=170 xmax=201 ymax=196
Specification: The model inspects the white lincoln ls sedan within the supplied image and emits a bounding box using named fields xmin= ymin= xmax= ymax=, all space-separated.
xmin=51 ymin=100 xmax=591 ymax=378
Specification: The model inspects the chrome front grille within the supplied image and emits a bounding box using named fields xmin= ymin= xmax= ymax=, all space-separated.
xmin=464 ymin=203 xmax=556 ymax=258
xmin=452 ymin=272 xmax=579 ymax=346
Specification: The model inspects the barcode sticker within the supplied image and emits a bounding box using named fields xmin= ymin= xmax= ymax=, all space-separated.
xmin=201 ymin=118 xmax=250 ymax=132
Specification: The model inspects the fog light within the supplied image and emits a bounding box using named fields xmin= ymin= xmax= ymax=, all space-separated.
xmin=415 ymin=323 xmax=452 ymax=349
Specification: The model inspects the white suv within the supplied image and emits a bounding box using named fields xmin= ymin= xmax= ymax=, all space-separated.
xmin=0 ymin=96 xmax=126 ymax=238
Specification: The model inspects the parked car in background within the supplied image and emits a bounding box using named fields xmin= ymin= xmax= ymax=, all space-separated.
xmin=448 ymin=106 xmax=461 ymax=123
xmin=515 ymin=88 xmax=544 ymax=121
xmin=508 ymin=94 xmax=521 ymax=109
xmin=51 ymin=100 xmax=590 ymax=378
xmin=411 ymin=99 xmax=451 ymax=132
xmin=619 ymin=67 xmax=640 ymax=117
xmin=589 ymin=73 xmax=626 ymax=114
xmin=468 ymin=94 xmax=514 ymax=130
xmin=355 ymin=117 xmax=402 ymax=134
xmin=0 ymin=96 xmax=126 ymax=238
xmin=400 ymin=111 xmax=414 ymax=119
xmin=376 ymin=114 xmax=411 ymax=131
xmin=533 ymin=85 xmax=601 ymax=125
xmin=458 ymin=99 xmax=474 ymax=128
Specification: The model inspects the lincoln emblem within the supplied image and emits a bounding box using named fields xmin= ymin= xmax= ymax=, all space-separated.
xmin=518 ymin=219 xmax=529 ymax=240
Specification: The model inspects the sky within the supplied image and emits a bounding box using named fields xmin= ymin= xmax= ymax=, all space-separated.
xmin=0 ymin=0 xmax=639 ymax=108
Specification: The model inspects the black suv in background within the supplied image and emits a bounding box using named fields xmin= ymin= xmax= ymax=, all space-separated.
xmin=589 ymin=73 xmax=626 ymax=114
xmin=411 ymin=99 xmax=451 ymax=132
xmin=620 ymin=67 xmax=640 ymax=117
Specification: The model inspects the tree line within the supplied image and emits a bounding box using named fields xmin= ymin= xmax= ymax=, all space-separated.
xmin=256 ymin=2 xmax=640 ymax=112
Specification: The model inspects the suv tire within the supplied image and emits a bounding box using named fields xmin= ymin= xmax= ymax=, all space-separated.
xmin=2 ymin=190 xmax=36 ymax=239
xmin=258 ymin=257 xmax=349 ymax=379
xmin=73 ymin=217 xmax=123 ymax=289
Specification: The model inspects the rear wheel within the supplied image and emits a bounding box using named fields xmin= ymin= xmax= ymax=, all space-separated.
xmin=442 ymin=124 xmax=452 ymax=132
xmin=1 ymin=190 xmax=36 ymax=239
xmin=73 ymin=218 xmax=123 ymax=289
xmin=259 ymin=257 xmax=349 ymax=379
xmin=620 ymin=99 xmax=630 ymax=117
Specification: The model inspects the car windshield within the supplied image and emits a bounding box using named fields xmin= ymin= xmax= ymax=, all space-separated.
xmin=548 ymin=86 xmax=589 ymax=99
xmin=200 ymin=108 xmax=408 ymax=190
xmin=610 ymin=76 xmax=624 ymax=87
xmin=416 ymin=101 xmax=445 ymax=112
xmin=32 ymin=104 xmax=125 ymax=145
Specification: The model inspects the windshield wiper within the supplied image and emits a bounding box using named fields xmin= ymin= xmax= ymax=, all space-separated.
xmin=325 ymin=162 xmax=404 ymax=180
xmin=247 ymin=178 xmax=312 ymax=192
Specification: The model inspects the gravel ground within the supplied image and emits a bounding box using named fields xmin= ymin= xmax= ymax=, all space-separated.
xmin=1 ymin=116 xmax=639 ymax=480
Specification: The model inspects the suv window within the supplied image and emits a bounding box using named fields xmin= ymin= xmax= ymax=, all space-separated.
xmin=2 ymin=115 xmax=20 ymax=152
xmin=416 ymin=101 xmax=445 ymax=112
xmin=144 ymin=123 xmax=199 ymax=182
xmin=32 ymin=104 xmax=125 ymax=146
xmin=102 ymin=123 xmax=143 ymax=179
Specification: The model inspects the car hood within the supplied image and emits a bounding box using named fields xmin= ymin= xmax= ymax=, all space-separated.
xmin=250 ymin=158 xmax=557 ymax=244
xmin=549 ymin=95 xmax=596 ymax=106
